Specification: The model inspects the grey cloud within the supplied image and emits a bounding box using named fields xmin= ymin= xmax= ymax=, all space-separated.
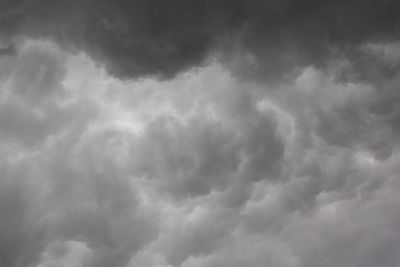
xmin=0 ymin=41 xmax=158 ymax=267
xmin=169 ymin=59 xmax=400 ymax=267
xmin=0 ymin=45 xmax=15 ymax=56
xmin=0 ymin=126 xmax=159 ymax=267
xmin=1 ymin=0 xmax=400 ymax=79
xmin=162 ymin=207 xmax=236 ymax=266
xmin=0 ymin=41 xmax=68 ymax=147
xmin=126 ymin=95 xmax=284 ymax=199
xmin=291 ymin=172 xmax=400 ymax=267
xmin=36 ymin=240 xmax=94 ymax=267
xmin=0 ymin=101 xmax=56 ymax=146
xmin=8 ymin=41 xmax=66 ymax=103
xmin=3 ymin=0 xmax=245 ymax=78
xmin=2 ymin=27 xmax=400 ymax=267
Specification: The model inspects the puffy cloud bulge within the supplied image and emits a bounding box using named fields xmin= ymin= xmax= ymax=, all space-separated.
xmin=1 ymin=1 xmax=400 ymax=267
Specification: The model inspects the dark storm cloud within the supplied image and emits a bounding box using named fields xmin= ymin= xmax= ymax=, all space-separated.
xmin=2 ymin=0 xmax=245 ymax=78
xmin=1 ymin=0 xmax=400 ymax=79
xmin=1 ymin=1 xmax=400 ymax=266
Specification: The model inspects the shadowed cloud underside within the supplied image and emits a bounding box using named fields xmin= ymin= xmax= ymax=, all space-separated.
xmin=1 ymin=1 xmax=400 ymax=267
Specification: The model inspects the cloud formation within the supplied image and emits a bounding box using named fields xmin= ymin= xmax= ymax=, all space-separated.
xmin=0 ymin=38 xmax=400 ymax=267
xmin=1 ymin=1 xmax=400 ymax=267
xmin=1 ymin=0 xmax=400 ymax=79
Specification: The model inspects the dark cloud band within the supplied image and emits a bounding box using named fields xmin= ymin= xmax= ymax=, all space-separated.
xmin=2 ymin=0 xmax=400 ymax=79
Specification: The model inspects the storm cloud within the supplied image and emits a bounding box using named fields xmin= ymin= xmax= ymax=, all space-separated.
xmin=1 ymin=1 xmax=400 ymax=267
xmin=0 ymin=0 xmax=400 ymax=79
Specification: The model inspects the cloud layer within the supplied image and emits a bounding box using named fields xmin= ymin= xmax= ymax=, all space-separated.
xmin=0 ymin=38 xmax=400 ymax=267
xmin=1 ymin=1 xmax=400 ymax=267
xmin=2 ymin=0 xmax=400 ymax=79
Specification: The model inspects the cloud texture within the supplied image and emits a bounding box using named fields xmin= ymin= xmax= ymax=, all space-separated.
xmin=1 ymin=1 xmax=400 ymax=267
xmin=1 ymin=0 xmax=400 ymax=79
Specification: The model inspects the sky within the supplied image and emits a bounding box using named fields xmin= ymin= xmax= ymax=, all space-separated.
xmin=1 ymin=1 xmax=400 ymax=267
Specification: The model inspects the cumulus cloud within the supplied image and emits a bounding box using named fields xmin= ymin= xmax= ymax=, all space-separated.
xmin=1 ymin=38 xmax=400 ymax=267
xmin=1 ymin=2 xmax=400 ymax=267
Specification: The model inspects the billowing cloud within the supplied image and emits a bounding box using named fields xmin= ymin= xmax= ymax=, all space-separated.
xmin=1 ymin=1 xmax=400 ymax=267
xmin=0 ymin=38 xmax=399 ymax=267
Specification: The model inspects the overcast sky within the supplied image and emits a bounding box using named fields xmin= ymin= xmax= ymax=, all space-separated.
xmin=1 ymin=1 xmax=400 ymax=267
